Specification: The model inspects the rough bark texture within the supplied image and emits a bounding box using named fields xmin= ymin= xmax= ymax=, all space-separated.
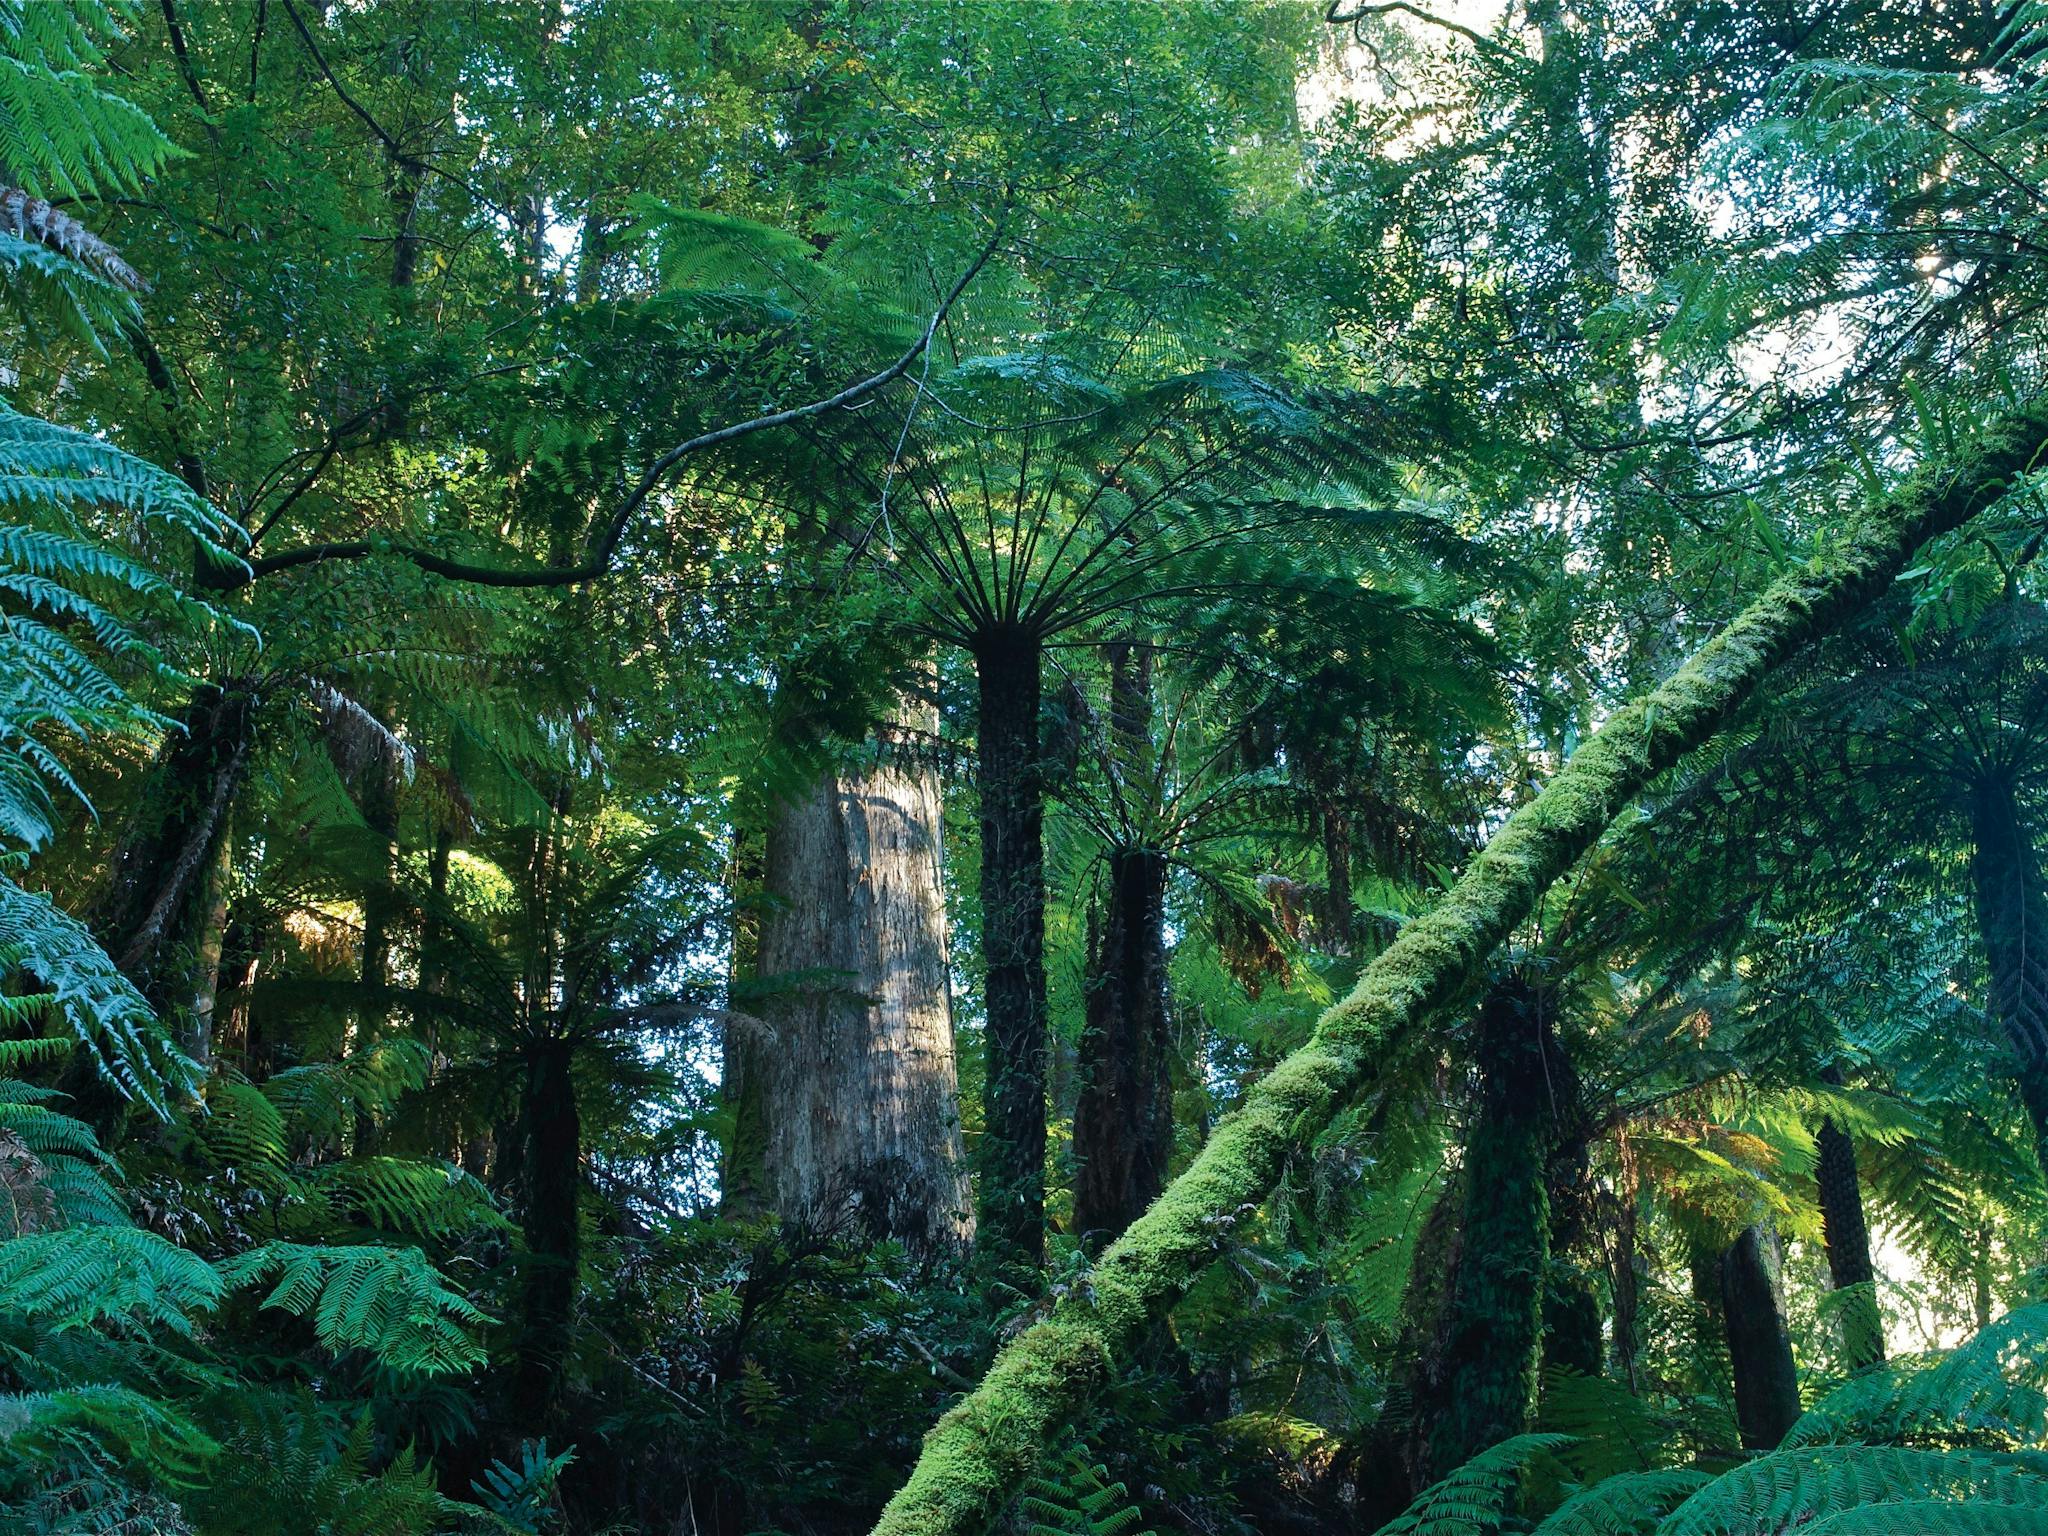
xmin=1717 ymin=1225 xmax=1802 ymax=1451
xmin=1814 ymin=1083 xmax=1884 ymax=1370
xmin=94 ymin=683 xmax=257 ymax=1000
xmin=974 ymin=630 xmax=1049 ymax=1272
xmin=1410 ymin=980 xmax=1562 ymax=1482
xmin=1967 ymin=771 xmax=2048 ymax=1167
xmin=866 ymin=408 xmax=2048 ymax=1536
xmin=1072 ymin=847 xmax=1173 ymax=1251
xmin=754 ymin=707 xmax=973 ymax=1253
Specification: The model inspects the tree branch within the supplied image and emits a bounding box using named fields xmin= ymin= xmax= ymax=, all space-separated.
xmin=230 ymin=218 xmax=1009 ymax=590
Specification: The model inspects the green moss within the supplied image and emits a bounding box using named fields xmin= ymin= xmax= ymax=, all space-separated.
xmin=868 ymin=406 xmax=2048 ymax=1536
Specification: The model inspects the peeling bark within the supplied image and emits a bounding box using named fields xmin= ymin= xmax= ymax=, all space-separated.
xmin=754 ymin=699 xmax=973 ymax=1254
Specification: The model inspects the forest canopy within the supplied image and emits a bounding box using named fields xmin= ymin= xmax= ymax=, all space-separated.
xmin=5 ymin=2 xmax=2048 ymax=1534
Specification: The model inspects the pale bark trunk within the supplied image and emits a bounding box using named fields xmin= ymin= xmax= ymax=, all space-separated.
xmin=868 ymin=407 xmax=2048 ymax=1536
xmin=755 ymin=695 xmax=972 ymax=1253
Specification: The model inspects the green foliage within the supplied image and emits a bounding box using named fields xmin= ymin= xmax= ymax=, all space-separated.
xmin=1016 ymin=1445 xmax=1151 ymax=1536
xmin=219 ymin=1243 xmax=491 ymax=1379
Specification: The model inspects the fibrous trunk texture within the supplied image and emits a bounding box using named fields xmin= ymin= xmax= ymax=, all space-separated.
xmin=1409 ymin=980 xmax=1563 ymax=1483
xmin=1967 ymin=771 xmax=2048 ymax=1167
xmin=1718 ymin=1224 xmax=1802 ymax=1451
xmin=753 ymin=701 xmax=972 ymax=1253
xmin=867 ymin=408 xmax=2048 ymax=1536
xmin=1814 ymin=1077 xmax=1884 ymax=1370
xmin=974 ymin=629 xmax=1049 ymax=1272
xmin=1072 ymin=846 xmax=1173 ymax=1251
xmin=515 ymin=1038 xmax=581 ymax=1431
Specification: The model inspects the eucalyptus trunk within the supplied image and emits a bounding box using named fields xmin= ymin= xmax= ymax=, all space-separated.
xmin=974 ymin=627 xmax=1049 ymax=1272
xmin=869 ymin=407 xmax=2048 ymax=1536
xmin=754 ymin=698 xmax=972 ymax=1253
xmin=1966 ymin=771 xmax=2048 ymax=1166
xmin=1718 ymin=1224 xmax=1801 ymax=1451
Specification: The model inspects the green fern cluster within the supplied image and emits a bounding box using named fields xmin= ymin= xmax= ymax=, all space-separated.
xmin=1016 ymin=1444 xmax=1153 ymax=1536
xmin=1376 ymin=1305 xmax=2048 ymax=1536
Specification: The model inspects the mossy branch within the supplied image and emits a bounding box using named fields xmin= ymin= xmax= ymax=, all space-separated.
xmin=868 ymin=402 xmax=2048 ymax=1536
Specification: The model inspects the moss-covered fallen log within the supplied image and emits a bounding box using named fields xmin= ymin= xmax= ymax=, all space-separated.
xmin=869 ymin=404 xmax=2048 ymax=1536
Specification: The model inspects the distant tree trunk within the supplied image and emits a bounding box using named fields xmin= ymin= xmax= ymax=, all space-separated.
xmin=1966 ymin=771 xmax=2048 ymax=1168
xmin=1073 ymin=642 xmax=1174 ymax=1251
xmin=1603 ymin=1148 xmax=1644 ymax=1390
xmin=1363 ymin=1174 xmax=1466 ymax=1524
xmin=184 ymin=832 xmax=233 ymax=1077
xmin=1718 ymin=1225 xmax=1802 ymax=1451
xmin=1815 ymin=1069 xmax=1884 ymax=1370
xmin=1072 ymin=847 xmax=1172 ymax=1251
xmin=1542 ymin=1122 xmax=1603 ymax=1380
xmin=1411 ymin=980 xmax=1564 ymax=1481
xmin=973 ymin=626 xmax=1048 ymax=1272
xmin=94 ymin=682 xmax=258 ymax=1001
xmin=1320 ymin=801 xmax=1354 ymax=954
xmin=721 ymin=827 xmax=770 ymax=1219
xmin=515 ymin=1037 xmax=581 ymax=1431
xmin=754 ymin=696 xmax=973 ymax=1253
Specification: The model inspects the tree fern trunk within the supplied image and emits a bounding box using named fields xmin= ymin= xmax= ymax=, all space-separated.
xmin=975 ymin=628 xmax=1049 ymax=1274
xmin=1072 ymin=846 xmax=1173 ymax=1252
xmin=1814 ymin=1070 xmax=1884 ymax=1370
xmin=1966 ymin=771 xmax=2048 ymax=1167
xmin=514 ymin=1038 xmax=581 ymax=1432
xmin=1718 ymin=1224 xmax=1801 ymax=1451
xmin=754 ymin=695 xmax=973 ymax=1253
xmin=867 ymin=408 xmax=2048 ymax=1536
xmin=1411 ymin=979 xmax=1560 ymax=1481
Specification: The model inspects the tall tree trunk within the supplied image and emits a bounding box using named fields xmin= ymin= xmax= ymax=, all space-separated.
xmin=1073 ymin=642 xmax=1173 ymax=1251
xmin=1718 ymin=1225 xmax=1802 ymax=1451
xmin=754 ymin=697 xmax=973 ymax=1253
xmin=1966 ymin=771 xmax=2048 ymax=1167
xmin=184 ymin=831 xmax=233 ymax=1078
xmin=1411 ymin=979 xmax=1563 ymax=1481
xmin=515 ymin=1038 xmax=581 ymax=1432
xmin=94 ymin=683 xmax=258 ymax=1002
xmin=870 ymin=406 xmax=2048 ymax=1536
xmin=974 ymin=627 xmax=1048 ymax=1273
xmin=1542 ymin=1124 xmax=1603 ymax=1381
xmin=721 ymin=826 xmax=770 ymax=1219
xmin=1072 ymin=847 xmax=1172 ymax=1251
xmin=1815 ymin=1070 xmax=1884 ymax=1370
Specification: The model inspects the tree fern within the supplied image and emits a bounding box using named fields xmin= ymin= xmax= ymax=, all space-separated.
xmin=219 ymin=1242 xmax=491 ymax=1378
xmin=1374 ymin=1434 xmax=1574 ymax=1536
xmin=0 ymin=1225 xmax=222 ymax=1335
xmin=0 ymin=0 xmax=180 ymax=201
xmin=1016 ymin=1444 xmax=1152 ymax=1536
